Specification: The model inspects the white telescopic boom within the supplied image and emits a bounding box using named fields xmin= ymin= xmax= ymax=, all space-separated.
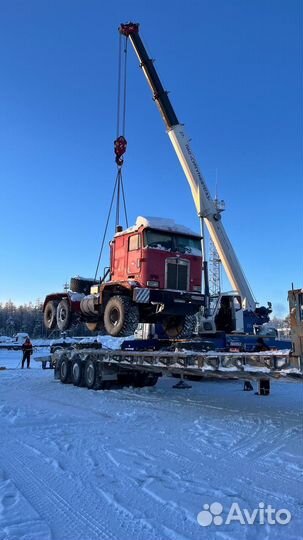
xmin=168 ymin=125 xmax=256 ymax=310
xmin=119 ymin=23 xmax=257 ymax=311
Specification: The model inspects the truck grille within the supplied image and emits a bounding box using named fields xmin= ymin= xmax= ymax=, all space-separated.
xmin=165 ymin=258 xmax=189 ymax=291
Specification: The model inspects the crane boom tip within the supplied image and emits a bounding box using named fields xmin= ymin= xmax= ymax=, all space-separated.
xmin=119 ymin=22 xmax=139 ymax=36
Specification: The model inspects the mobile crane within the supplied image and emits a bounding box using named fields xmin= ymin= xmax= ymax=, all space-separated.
xmin=119 ymin=22 xmax=272 ymax=336
xmin=42 ymin=23 xmax=299 ymax=393
xmin=44 ymin=22 xmax=271 ymax=341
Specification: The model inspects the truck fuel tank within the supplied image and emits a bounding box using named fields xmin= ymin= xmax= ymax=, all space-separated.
xmin=80 ymin=295 xmax=99 ymax=316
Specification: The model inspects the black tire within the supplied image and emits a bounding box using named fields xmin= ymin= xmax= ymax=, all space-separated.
xmin=177 ymin=314 xmax=197 ymax=339
xmin=42 ymin=361 xmax=47 ymax=369
xmin=144 ymin=374 xmax=159 ymax=387
xmin=103 ymin=296 xmax=139 ymax=337
xmin=161 ymin=316 xmax=185 ymax=338
xmin=43 ymin=300 xmax=58 ymax=330
xmin=130 ymin=372 xmax=159 ymax=388
xmin=57 ymin=299 xmax=72 ymax=331
xmin=71 ymin=356 xmax=84 ymax=386
xmin=59 ymin=357 xmax=70 ymax=384
xmin=130 ymin=372 xmax=145 ymax=388
xmin=84 ymin=358 xmax=97 ymax=389
xmin=162 ymin=314 xmax=196 ymax=339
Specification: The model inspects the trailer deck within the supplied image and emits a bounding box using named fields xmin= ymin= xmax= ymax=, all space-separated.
xmin=44 ymin=344 xmax=303 ymax=394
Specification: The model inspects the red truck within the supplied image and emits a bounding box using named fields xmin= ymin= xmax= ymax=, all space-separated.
xmin=43 ymin=216 xmax=204 ymax=338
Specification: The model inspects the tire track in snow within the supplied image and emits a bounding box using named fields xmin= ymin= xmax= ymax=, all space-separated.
xmin=81 ymin=444 xmax=206 ymax=539
xmin=95 ymin=486 xmax=158 ymax=539
xmin=228 ymin=421 xmax=300 ymax=462
xmin=19 ymin=441 xmax=75 ymax=480
xmin=5 ymin=435 xmax=179 ymax=540
xmin=0 ymin=446 xmax=119 ymax=540
xmin=0 ymin=467 xmax=51 ymax=540
xmin=226 ymin=416 xmax=265 ymax=457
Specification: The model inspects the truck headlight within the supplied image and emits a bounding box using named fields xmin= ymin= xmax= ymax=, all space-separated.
xmin=147 ymin=280 xmax=159 ymax=288
xmin=193 ymin=285 xmax=201 ymax=292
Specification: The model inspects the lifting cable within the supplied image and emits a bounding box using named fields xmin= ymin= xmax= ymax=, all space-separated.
xmin=94 ymin=33 xmax=129 ymax=280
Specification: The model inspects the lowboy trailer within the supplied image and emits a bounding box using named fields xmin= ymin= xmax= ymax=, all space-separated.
xmin=46 ymin=342 xmax=302 ymax=395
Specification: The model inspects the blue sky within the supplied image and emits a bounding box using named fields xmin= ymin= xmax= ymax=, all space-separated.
xmin=0 ymin=0 xmax=301 ymax=317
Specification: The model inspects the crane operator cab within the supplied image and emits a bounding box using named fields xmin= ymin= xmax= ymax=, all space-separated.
xmin=198 ymin=293 xmax=243 ymax=335
xmin=214 ymin=294 xmax=242 ymax=333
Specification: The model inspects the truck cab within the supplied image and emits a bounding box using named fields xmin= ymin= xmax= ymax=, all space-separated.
xmin=111 ymin=216 xmax=202 ymax=293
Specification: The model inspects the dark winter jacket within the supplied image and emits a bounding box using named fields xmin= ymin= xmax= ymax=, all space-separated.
xmin=22 ymin=340 xmax=33 ymax=354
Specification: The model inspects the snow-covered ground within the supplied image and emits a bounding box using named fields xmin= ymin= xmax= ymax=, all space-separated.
xmin=0 ymin=349 xmax=302 ymax=540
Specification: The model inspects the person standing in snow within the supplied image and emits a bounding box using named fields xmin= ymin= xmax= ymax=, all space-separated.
xmin=21 ymin=338 xmax=33 ymax=368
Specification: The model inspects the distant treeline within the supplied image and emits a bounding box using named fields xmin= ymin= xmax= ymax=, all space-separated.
xmin=0 ymin=300 xmax=93 ymax=339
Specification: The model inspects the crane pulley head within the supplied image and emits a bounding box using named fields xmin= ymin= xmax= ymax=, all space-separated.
xmin=114 ymin=135 xmax=127 ymax=167
xmin=119 ymin=22 xmax=139 ymax=37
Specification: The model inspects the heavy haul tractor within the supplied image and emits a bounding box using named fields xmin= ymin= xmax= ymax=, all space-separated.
xmin=43 ymin=216 xmax=205 ymax=337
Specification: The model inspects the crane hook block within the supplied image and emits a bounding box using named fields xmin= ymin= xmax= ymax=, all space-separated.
xmin=119 ymin=22 xmax=139 ymax=37
xmin=114 ymin=135 xmax=127 ymax=166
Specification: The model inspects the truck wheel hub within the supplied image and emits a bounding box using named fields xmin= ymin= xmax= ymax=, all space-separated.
xmin=61 ymin=362 xmax=67 ymax=378
xmin=109 ymin=307 xmax=120 ymax=326
xmin=59 ymin=308 xmax=67 ymax=321
xmin=73 ymin=364 xmax=79 ymax=379
xmin=87 ymin=365 xmax=94 ymax=384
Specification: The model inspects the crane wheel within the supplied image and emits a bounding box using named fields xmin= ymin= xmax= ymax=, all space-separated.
xmin=43 ymin=300 xmax=58 ymax=330
xmin=177 ymin=314 xmax=197 ymax=338
xmin=162 ymin=314 xmax=196 ymax=339
xmin=103 ymin=296 xmax=139 ymax=337
xmin=56 ymin=299 xmax=72 ymax=332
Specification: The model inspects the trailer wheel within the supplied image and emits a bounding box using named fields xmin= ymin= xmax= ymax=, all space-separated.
xmin=104 ymin=296 xmax=139 ymax=337
xmin=71 ymin=356 xmax=84 ymax=386
xmin=43 ymin=300 xmax=58 ymax=330
xmin=59 ymin=357 xmax=70 ymax=384
xmin=57 ymin=299 xmax=72 ymax=331
xmin=144 ymin=374 xmax=159 ymax=387
xmin=84 ymin=358 xmax=97 ymax=389
xmin=131 ymin=372 xmax=159 ymax=388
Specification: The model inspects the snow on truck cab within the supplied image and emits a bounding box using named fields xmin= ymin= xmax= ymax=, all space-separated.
xmin=43 ymin=217 xmax=205 ymax=338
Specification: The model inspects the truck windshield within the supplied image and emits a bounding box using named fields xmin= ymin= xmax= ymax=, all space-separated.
xmin=144 ymin=230 xmax=202 ymax=255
